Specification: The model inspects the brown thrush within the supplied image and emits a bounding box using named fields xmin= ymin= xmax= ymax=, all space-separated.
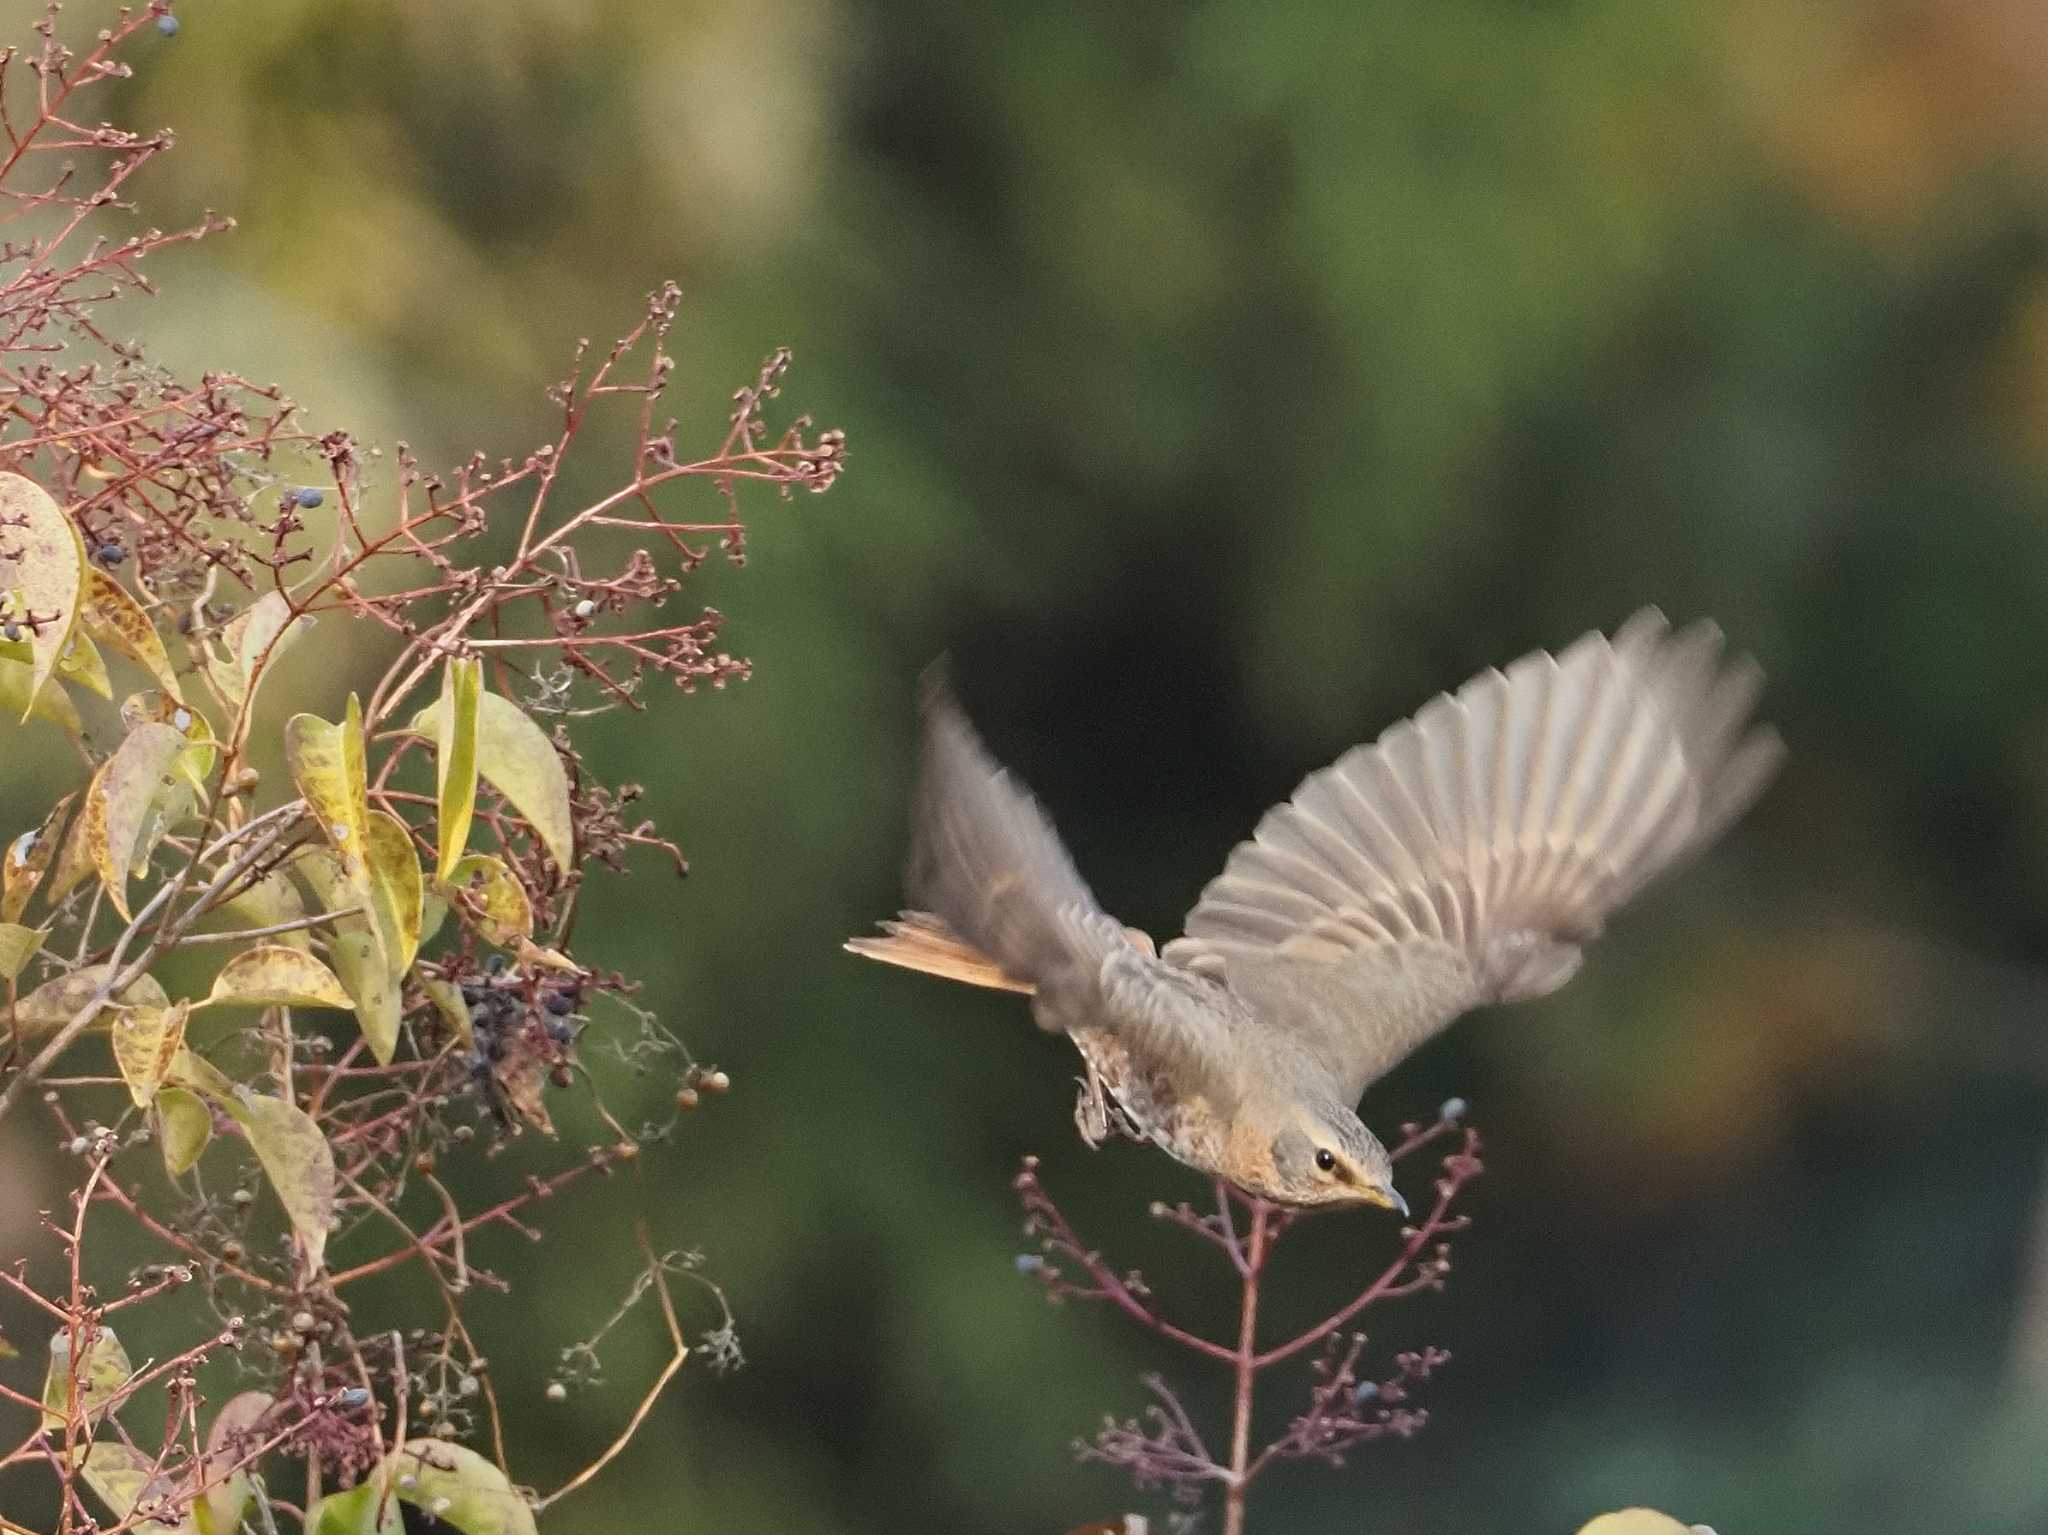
xmin=848 ymin=610 xmax=1781 ymax=1213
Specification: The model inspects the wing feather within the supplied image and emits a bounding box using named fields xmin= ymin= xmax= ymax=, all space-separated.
xmin=1161 ymin=609 xmax=1782 ymax=1101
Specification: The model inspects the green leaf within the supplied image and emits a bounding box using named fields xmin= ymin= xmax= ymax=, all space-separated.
xmin=222 ymin=1088 xmax=335 ymax=1276
xmin=82 ymin=566 xmax=182 ymax=699
xmin=0 ymin=651 xmax=83 ymax=734
xmin=378 ymin=1441 xmax=537 ymax=1535
xmin=156 ymin=1087 xmax=213 ymax=1176
xmin=56 ymin=629 xmax=111 ymax=699
xmin=194 ymin=1390 xmax=272 ymax=1535
xmin=3 ymin=793 xmax=73 ymax=922
xmin=304 ymin=1482 xmax=402 ymax=1535
xmin=445 ymin=853 xmax=532 ymax=948
xmin=435 ymin=657 xmax=483 ymax=882
xmin=110 ymin=1000 xmax=190 ymax=1108
xmin=412 ymin=689 xmax=574 ymax=870
xmin=84 ymin=721 xmax=191 ymax=920
xmin=285 ymin=696 xmax=373 ymax=893
xmin=0 ymin=920 xmax=45 ymax=981
xmin=365 ymin=810 xmax=424 ymax=976
xmin=201 ymin=945 xmax=353 ymax=1010
xmin=0 ymin=473 xmax=87 ymax=722
xmin=208 ymin=591 xmax=303 ymax=713
xmin=296 ymin=848 xmax=399 ymax=1064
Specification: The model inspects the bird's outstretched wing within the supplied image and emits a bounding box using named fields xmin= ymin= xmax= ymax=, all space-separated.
xmin=902 ymin=675 xmax=1240 ymax=1097
xmin=1159 ymin=609 xmax=1782 ymax=1103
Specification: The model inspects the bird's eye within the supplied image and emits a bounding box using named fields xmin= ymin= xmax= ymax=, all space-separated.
xmin=1314 ymin=1148 xmax=1336 ymax=1173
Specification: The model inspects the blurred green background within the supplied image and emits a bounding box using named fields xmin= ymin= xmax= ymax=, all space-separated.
xmin=14 ymin=0 xmax=2048 ymax=1530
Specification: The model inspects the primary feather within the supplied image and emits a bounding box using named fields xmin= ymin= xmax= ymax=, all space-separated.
xmin=1159 ymin=608 xmax=1782 ymax=1102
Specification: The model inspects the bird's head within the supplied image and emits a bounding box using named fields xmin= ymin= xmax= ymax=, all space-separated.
xmin=1258 ymin=1101 xmax=1407 ymax=1214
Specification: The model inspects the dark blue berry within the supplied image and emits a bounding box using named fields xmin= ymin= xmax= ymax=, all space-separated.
xmin=334 ymin=1386 xmax=370 ymax=1409
xmin=293 ymin=487 xmax=324 ymax=508
xmin=1352 ymin=1381 xmax=1379 ymax=1408
xmin=544 ymin=1019 xmax=576 ymax=1045
xmin=1439 ymin=1097 xmax=1468 ymax=1125
xmin=484 ymin=953 xmax=508 ymax=976
xmin=156 ymin=13 xmax=178 ymax=36
xmin=96 ymin=544 xmax=125 ymax=565
xmin=543 ymin=990 xmax=574 ymax=1016
xmin=1014 ymin=1254 xmax=1043 ymax=1275
xmin=2 ymin=622 xmax=18 ymax=642
xmin=459 ymin=983 xmax=484 ymax=1006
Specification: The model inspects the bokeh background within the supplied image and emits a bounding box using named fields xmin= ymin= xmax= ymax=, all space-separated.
xmin=13 ymin=0 xmax=2048 ymax=1530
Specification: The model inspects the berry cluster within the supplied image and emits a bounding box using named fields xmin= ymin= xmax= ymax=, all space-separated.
xmin=456 ymin=955 xmax=585 ymax=1131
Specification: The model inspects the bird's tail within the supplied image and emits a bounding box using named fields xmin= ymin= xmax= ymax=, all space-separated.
xmin=845 ymin=911 xmax=1036 ymax=994
xmin=844 ymin=909 xmax=1157 ymax=995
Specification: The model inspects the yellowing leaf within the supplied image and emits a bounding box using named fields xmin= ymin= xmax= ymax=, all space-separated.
xmin=82 ymin=567 xmax=181 ymax=698
xmin=364 ymin=810 xmax=424 ymax=976
xmin=0 ymin=473 xmax=86 ymax=722
xmin=434 ymin=656 xmax=482 ymax=882
xmin=207 ymin=591 xmax=302 ymax=713
xmin=445 ymin=853 xmax=531 ymax=947
xmin=8 ymin=963 xmax=168 ymax=1047
xmin=156 ymin=1087 xmax=212 ymax=1175
xmin=420 ymin=977 xmax=473 ymax=1045
xmin=56 ymin=629 xmax=111 ymax=699
xmin=0 ymin=920 xmax=45 ymax=981
xmin=374 ymin=1441 xmax=538 ymax=1535
xmin=286 ymin=697 xmax=372 ymax=891
xmin=514 ymin=938 xmax=581 ymax=973
xmin=43 ymin=1324 xmax=135 ymax=1430
xmin=110 ymin=1001 xmax=189 ymax=1108
xmin=295 ymin=849 xmax=399 ymax=1065
xmin=412 ymin=689 xmax=574 ymax=870
xmin=3 ymin=793 xmax=73 ymax=922
xmin=85 ymin=721 xmax=191 ymax=920
xmin=166 ymin=1045 xmax=238 ymax=1101
xmin=1576 ymin=1515 xmax=1703 ymax=1535
xmin=225 ymin=1089 xmax=334 ymax=1275
xmin=214 ymin=866 xmax=315 ymax=954
xmin=0 ymin=651 xmax=83 ymax=734
xmin=202 ymin=946 xmax=352 ymax=1010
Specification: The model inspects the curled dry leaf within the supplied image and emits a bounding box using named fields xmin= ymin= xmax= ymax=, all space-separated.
xmin=202 ymin=945 xmax=354 ymax=1010
xmin=0 ymin=472 xmax=86 ymax=722
xmin=2 ymin=793 xmax=72 ymax=923
xmin=412 ymin=688 xmax=574 ymax=871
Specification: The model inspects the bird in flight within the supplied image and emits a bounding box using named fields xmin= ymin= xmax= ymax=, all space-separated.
xmin=848 ymin=611 xmax=1781 ymax=1215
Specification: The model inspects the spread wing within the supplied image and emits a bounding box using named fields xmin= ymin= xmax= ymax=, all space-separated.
xmin=905 ymin=672 xmax=1241 ymax=1101
xmin=1159 ymin=609 xmax=1783 ymax=1103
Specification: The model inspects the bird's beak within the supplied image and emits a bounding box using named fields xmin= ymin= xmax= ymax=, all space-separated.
xmin=1361 ymin=1184 xmax=1409 ymax=1218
